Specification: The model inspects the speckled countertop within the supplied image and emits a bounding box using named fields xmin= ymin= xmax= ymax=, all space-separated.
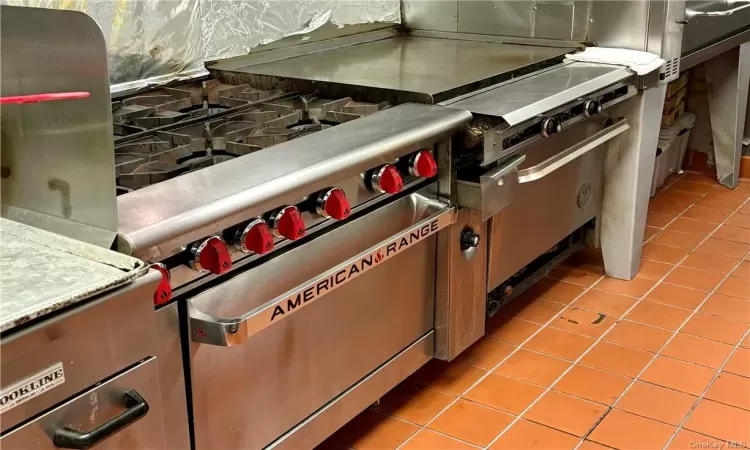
xmin=0 ymin=218 xmax=147 ymax=333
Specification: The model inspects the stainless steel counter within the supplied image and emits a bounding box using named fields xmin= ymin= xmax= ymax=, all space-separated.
xmin=211 ymin=34 xmax=577 ymax=104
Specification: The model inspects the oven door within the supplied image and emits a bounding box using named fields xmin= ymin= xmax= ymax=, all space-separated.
xmin=460 ymin=115 xmax=629 ymax=292
xmin=186 ymin=185 xmax=454 ymax=450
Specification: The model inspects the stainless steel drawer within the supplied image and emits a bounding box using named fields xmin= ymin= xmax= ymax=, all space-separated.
xmin=1 ymin=358 xmax=166 ymax=450
xmin=186 ymin=187 xmax=455 ymax=450
xmin=484 ymin=116 xmax=629 ymax=291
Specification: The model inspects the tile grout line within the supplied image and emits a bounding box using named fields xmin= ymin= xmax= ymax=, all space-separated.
xmin=486 ymin=183 xmax=749 ymax=450
xmin=394 ymin=272 xmax=609 ymax=450
xmin=661 ymin=325 xmax=750 ymax=450
xmin=396 ymin=179 xmax=743 ymax=450
xmin=579 ymin=194 xmax=750 ymax=448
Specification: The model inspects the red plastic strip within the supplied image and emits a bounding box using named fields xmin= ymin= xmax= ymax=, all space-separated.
xmin=0 ymin=91 xmax=90 ymax=105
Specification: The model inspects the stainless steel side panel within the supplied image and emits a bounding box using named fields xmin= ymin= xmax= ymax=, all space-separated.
xmin=0 ymin=273 xmax=161 ymax=433
xmin=487 ymin=120 xmax=607 ymax=291
xmin=189 ymin=189 xmax=450 ymax=450
xmin=1 ymin=358 xmax=167 ymax=450
xmin=268 ymin=332 xmax=433 ymax=450
xmin=154 ymin=304 xmax=190 ymax=450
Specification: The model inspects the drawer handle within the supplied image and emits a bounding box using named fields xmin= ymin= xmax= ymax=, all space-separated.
xmin=685 ymin=1 xmax=750 ymax=21
xmin=484 ymin=154 xmax=526 ymax=186
xmin=52 ymin=390 xmax=149 ymax=449
xmin=517 ymin=118 xmax=630 ymax=184
xmin=189 ymin=203 xmax=456 ymax=347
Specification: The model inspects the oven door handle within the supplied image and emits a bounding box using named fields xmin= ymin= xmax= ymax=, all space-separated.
xmin=188 ymin=203 xmax=456 ymax=347
xmin=685 ymin=1 xmax=750 ymax=20
xmin=517 ymin=118 xmax=630 ymax=184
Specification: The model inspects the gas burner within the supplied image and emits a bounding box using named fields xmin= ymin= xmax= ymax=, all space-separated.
xmin=113 ymin=85 xmax=389 ymax=192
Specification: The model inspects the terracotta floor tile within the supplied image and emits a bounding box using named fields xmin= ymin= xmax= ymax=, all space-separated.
xmin=716 ymin=276 xmax=750 ymax=300
xmin=588 ymin=410 xmax=675 ymax=450
xmin=636 ymin=259 xmax=675 ymax=281
xmin=506 ymin=298 xmax=567 ymax=324
xmin=455 ymin=338 xmax=516 ymax=370
xmin=713 ymin=224 xmax=750 ymax=244
xmin=661 ymin=333 xmax=734 ymax=369
xmin=523 ymin=328 xmax=596 ymax=361
xmin=660 ymin=190 xmax=703 ymax=205
xmin=681 ymin=252 xmax=740 ymax=274
xmin=596 ymin=276 xmax=657 ymax=298
xmin=604 ymin=320 xmax=674 ymax=353
xmin=486 ymin=316 xmax=541 ymax=346
xmin=640 ymin=356 xmax=716 ymax=395
xmin=681 ymin=206 xmax=732 ymax=224
xmin=463 ymin=374 xmax=544 ymax=415
xmin=494 ymin=349 xmax=571 ymax=387
xmin=726 ymin=212 xmax=750 ymax=229
xmin=644 ymin=226 xmax=660 ymax=242
xmin=428 ymin=399 xmax=514 ymax=447
xmin=645 ymin=283 xmax=708 ymax=310
xmin=642 ymin=243 xmax=690 ymax=264
xmin=411 ymin=360 xmax=487 ymax=396
xmin=705 ymin=372 xmax=750 ymax=410
xmin=681 ymin=313 xmax=749 ymax=345
xmin=743 ymin=334 xmax=750 ymax=348
xmin=682 ymin=173 xmax=719 ymax=185
xmin=670 ymin=180 xmax=715 ymax=195
xmin=400 ymin=430 xmax=476 ymax=450
xmin=524 ymin=391 xmax=607 ymax=437
xmin=664 ymin=266 xmax=725 ymax=292
xmin=332 ymin=409 xmax=419 ymax=450
xmin=651 ymin=230 xmax=706 ymax=250
xmin=489 ymin=419 xmax=579 ymax=450
xmin=731 ymin=260 xmax=750 ymax=279
xmin=699 ymin=294 xmax=750 ymax=323
xmin=572 ymin=289 xmax=637 ymax=317
xmin=615 ymin=381 xmax=697 ymax=426
xmin=553 ymin=365 xmax=631 ymax=405
xmin=648 ymin=212 xmax=677 ymax=228
xmin=372 ymin=382 xmax=455 ymax=426
xmin=695 ymin=238 xmax=750 ymax=259
xmin=667 ymin=429 xmax=725 ymax=450
xmin=697 ymin=196 xmax=746 ymax=211
xmin=548 ymin=265 xmax=604 ymax=287
xmin=579 ymin=341 xmax=653 ymax=377
xmin=549 ymin=307 xmax=616 ymax=338
xmin=741 ymin=202 xmax=750 ymax=215
xmin=684 ymin=400 xmax=750 ymax=443
xmin=566 ymin=248 xmax=605 ymax=269
xmin=577 ymin=441 xmax=613 ymax=450
xmin=524 ymin=278 xmax=586 ymax=304
xmin=724 ymin=348 xmax=750 ymax=378
xmin=626 ymin=300 xmax=692 ymax=330
xmin=649 ymin=198 xmax=689 ymax=216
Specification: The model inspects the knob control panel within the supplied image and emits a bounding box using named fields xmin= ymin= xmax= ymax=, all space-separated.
xmin=408 ymin=150 xmax=438 ymax=178
xmin=541 ymin=117 xmax=562 ymax=138
xmin=317 ymin=188 xmax=351 ymax=220
xmin=584 ymin=99 xmax=602 ymax=117
xmin=151 ymin=263 xmax=172 ymax=306
xmin=189 ymin=236 xmax=232 ymax=274
xmin=270 ymin=206 xmax=306 ymax=240
xmin=370 ymin=164 xmax=403 ymax=194
xmin=234 ymin=219 xmax=274 ymax=254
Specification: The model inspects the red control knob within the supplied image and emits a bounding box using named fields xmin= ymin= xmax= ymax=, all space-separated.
xmin=409 ymin=150 xmax=438 ymax=178
xmin=317 ymin=188 xmax=351 ymax=220
xmin=371 ymin=165 xmax=403 ymax=194
xmin=271 ymin=206 xmax=306 ymax=240
xmin=189 ymin=236 xmax=232 ymax=274
xmin=235 ymin=219 xmax=274 ymax=254
xmin=151 ymin=263 xmax=172 ymax=306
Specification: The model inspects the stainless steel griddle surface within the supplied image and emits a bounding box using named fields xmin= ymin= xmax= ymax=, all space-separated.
xmin=212 ymin=35 xmax=577 ymax=104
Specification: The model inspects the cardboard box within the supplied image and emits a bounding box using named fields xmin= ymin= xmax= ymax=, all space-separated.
xmin=665 ymin=72 xmax=689 ymax=98
xmin=661 ymin=101 xmax=685 ymax=129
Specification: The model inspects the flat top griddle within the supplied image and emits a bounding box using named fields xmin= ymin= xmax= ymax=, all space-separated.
xmin=211 ymin=35 xmax=578 ymax=104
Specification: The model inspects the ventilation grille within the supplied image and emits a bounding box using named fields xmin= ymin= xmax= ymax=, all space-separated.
xmin=664 ymin=57 xmax=680 ymax=83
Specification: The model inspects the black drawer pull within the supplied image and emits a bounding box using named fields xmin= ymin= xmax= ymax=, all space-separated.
xmin=53 ymin=389 xmax=149 ymax=449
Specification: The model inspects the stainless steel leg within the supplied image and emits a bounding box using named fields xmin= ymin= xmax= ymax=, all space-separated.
xmin=601 ymin=84 xmax=667 ymax=280
xmin=705 ymin=42 xmax=750 ymax=189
